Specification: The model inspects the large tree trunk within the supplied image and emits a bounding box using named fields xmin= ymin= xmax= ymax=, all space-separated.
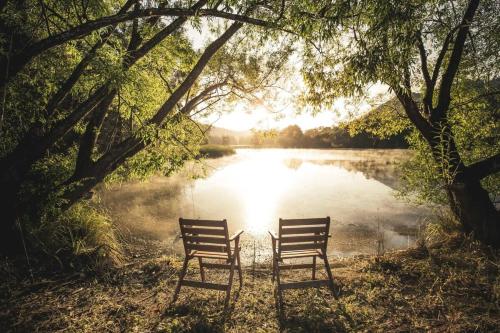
xmin=0 ymin=183 xmax=24 ymax=254
xmin=447 ymin=178 xmax=500 ymax=246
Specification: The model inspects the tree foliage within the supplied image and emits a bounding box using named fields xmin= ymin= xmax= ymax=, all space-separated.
xmin=0 ymin=0 xmax=295 ymax=255
xmin=298 ymin=0 xmax=499 ymax=245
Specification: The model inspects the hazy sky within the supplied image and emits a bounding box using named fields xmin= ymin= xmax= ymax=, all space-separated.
xmin=185 ymin=19 xmax=389 ymax=132
xmin=199 ymin=98 xmax=368 ymax=132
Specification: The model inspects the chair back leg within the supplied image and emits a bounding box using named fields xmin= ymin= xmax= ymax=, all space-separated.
xmin=271 ymin=257 xmax=276 ymax=282
xmin=312 ymin=256 xmax=317 ymax=280
xmin=275 ymin=257 xmax=283 ymax=309
xmin=237 ymin=251 xmax=243 ymax=288
xmin=198 ymin=257 xmax=205 ymax=282
xmin=173 ymin=257 xmax=189 ymax=302
xmin=322 ymin=255 xmax=335 ymax=295
xmin=224 ymin=256 xmax=237 ymax=308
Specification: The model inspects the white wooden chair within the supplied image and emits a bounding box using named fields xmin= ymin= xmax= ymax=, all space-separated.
xmin=172 ymin=218 xmax=243 ymax=307
xmin=269 ymin=217 xmax=334 ymax=306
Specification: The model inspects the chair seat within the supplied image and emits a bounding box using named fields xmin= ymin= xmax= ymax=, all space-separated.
xmin=189 ymin=247 xmax=241 ymax=260
xmin=277 ymin=249 xmax=324 ymax=260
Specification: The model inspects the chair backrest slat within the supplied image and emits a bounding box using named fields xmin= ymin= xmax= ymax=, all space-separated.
xmin=187 ymin=244 xmax=227 ymax=253
xmin=278 ymin=217 xmax=330 ymax=256
xmin=181 ymin=219 xmax=226 ymax=227
xmin=183 ymin=235 xmax=227 ymax=244
xmin=280 ymin=243 xmax=325 ymax=251
xmin=280 ymin=235 xmax=325 ymax=243
xmin=179 ymin=218 xmax=231 ymax=256
xmin=181 ymin=226 xmax=226 ymax=236
xmin=280 ymin=226 xmax=326 ymax=235
xmin=280 ymin=218 xmax=328 ymax=226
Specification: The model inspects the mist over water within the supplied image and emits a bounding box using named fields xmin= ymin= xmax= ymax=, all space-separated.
xmin=99 ymin=148 xmax=429 ymax=262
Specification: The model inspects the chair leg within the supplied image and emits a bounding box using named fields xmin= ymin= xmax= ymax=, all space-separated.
xmin=271 ymin=254 xmax=276 ymax=282
xmin=198 ymin=257 xmax=205 ymax=282
xmin=322 ymin=255 xmax=335 ymax=294
xmin=275 ymin=258 xmax=283 ymax=309
xmin=224 ymin=256 xmax=236 ymax=308
xmin=237 ymin=250 xmax=243 ymax=288
xmin=173 ymin=257 xmax=189 ymax=302
xmin=312 ymin=256 xmax=316 ymax=280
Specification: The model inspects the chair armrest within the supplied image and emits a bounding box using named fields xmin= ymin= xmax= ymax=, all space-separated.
xmin=268 ymin=230 xmax=279 ymax=240
xmin=229 ymin=230 xmax=244 ymax=241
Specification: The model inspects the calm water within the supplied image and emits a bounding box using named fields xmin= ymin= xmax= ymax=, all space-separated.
xmin=100 ymin=148 xmax=429 ymax=262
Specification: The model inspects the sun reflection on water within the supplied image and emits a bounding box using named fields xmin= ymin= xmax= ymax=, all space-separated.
xmin=237 ymin=154 xmax=290 ymax=235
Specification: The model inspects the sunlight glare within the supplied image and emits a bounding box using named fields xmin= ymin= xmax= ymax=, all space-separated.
xmin=236 ymin=151 xmax=290 ymax=235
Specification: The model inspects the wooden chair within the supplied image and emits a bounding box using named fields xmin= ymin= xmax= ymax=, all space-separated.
xmin=269 ymin=217 xmax=334 ymax=305
xmin=172 ymin=218 xmax=243 ymax=307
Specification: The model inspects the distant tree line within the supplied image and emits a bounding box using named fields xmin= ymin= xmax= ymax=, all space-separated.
xmin=254 ymin=124 xmax=407 ymax=148
xmin=206 ymin=134 xmax=239 ymax=145
xmin=207 ymin=123 xmax=408 ymax=148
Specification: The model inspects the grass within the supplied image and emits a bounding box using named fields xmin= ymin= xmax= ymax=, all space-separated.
xmin=20 ymin=203 xmax=123 ymax=273
xmin=198 ymin=145 xmax=236 ymax=159
xmin=1 ymin=227 xmax=498 ymax=332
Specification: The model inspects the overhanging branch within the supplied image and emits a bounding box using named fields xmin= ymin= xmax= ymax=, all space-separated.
xmin=433 ymin=0 xmax=480 ymax=122
xmin=467 ymin=152 xmax=500 ymax=180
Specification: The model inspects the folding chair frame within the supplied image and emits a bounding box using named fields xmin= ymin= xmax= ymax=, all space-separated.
xmin=172 ymin=218 xmax=243 ymax=307
xmin=269 ymin=217 xmax=334 ymax=306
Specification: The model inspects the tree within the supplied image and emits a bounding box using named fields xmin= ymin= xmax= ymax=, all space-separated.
xmin=278 ymin=124 xmax=304 ymax=147
xmin=0 ymin=0 xmax=291 ymax=253
xmin=300 ymin=0 xmax=500 ymax=246
xmin=304 ymin=127 xmax=333 ymax=148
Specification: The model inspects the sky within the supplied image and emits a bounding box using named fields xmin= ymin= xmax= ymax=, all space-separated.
xmin=184 ymin=19 xmax=390 ymax=132
xmin=197 ymin=84 xmax=390 ymax=132
xmin=200 ymin=99 xmax=360 ymax=132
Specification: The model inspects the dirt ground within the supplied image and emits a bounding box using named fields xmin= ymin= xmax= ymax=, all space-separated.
xmin=1 ymin=234 xmax=499 ymax=332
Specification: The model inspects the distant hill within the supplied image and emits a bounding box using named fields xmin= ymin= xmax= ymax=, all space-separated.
xmin=344 ymin=96 xmax=413 ymax=139
xmin=202 ymin=97 xmax=411 ymax=148
xmin=204 ymin=125 xmax=252 ymax=145
xmin=206 ymin=126 xmax=251 ymax=138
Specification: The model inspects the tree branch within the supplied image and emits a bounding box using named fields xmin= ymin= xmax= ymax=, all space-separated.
xmin=429 ymin=26 xmax=460 ymax=96
xmin=416 ymin=31 xmax=431 ymax=91
xmin=71 ymin=1 xmax=202 ymax=180
xmin=179 ymin=82 xmax=227 ymax=115
xmin=2 ymin=5 xmax=270 ymax=85
xmin=433 ymin=0 xmax=480 ymax=122
xmin=64 ymin=20 xmax=243 ymax=194
xmin=45 ymin=0 xmax=136 ymax=116
xmin=452 ymin=90 xmax=500 ymax=109
xmin=395 ymin=90 xmax=433 ymax=143
xmin=467 ymin=152 xmax=500 ymax=180
xmin=150 ymin=21 xmax=243 ymax=125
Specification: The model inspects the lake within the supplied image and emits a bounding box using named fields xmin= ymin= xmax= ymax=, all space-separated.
xmin=100 ymin=148 xmax=429 ymax=262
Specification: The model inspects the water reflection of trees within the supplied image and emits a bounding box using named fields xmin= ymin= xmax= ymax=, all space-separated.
xmin=283 ymin=158 xmax=303 ymax=170
xmin=281 ymin=156 xmax=402 ymax=189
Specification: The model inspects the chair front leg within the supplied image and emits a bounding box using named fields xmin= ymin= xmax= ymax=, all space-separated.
xmin=275 ymin=257 xmax=283 ymax=310
xmin=322 ymin=254 xmax=335 ymax=296
xmin=225 ymin=254 xmax=237 ymax=308
xmin=271 ymin=238 xmax=276 ymax=282
xmin=173 ymin=256 xmax=189 ymax=302
xmin=236 ymin=242 xmax=243 ymax=288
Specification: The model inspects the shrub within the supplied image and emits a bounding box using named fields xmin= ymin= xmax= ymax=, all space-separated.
xmin=198 ymin=145 xmax=236 ymax=159
xmin=26 ymin=203 xmax=123 ymax=272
